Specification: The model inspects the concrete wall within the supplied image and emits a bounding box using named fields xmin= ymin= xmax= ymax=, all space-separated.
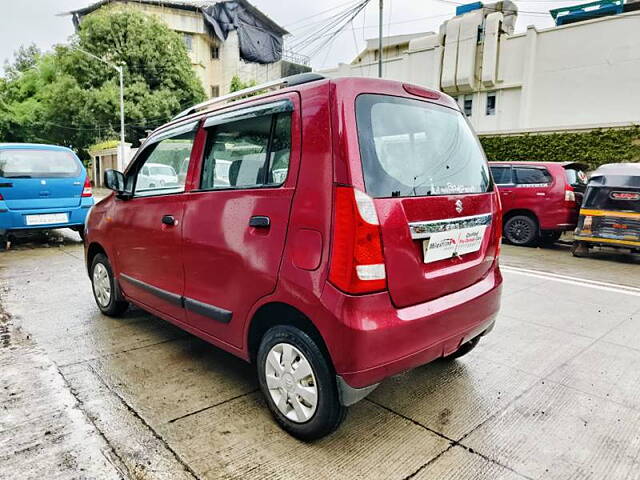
xmin=321 ymin=10 xmax=640 ymax=135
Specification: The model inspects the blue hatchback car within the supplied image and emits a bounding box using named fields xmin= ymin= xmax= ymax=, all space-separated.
xmin=0 ymin=143 xmax=94 ymax=242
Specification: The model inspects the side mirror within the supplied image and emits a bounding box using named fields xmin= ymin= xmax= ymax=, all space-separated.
xmin=104 ymin=169 xmax=125 ymax=193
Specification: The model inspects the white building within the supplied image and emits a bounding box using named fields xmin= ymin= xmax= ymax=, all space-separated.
xmin=322 ymin=1 xmax=640 ymax=136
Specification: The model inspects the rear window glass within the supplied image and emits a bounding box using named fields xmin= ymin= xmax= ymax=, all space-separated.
xmin=565 ymin=168 xmax=588 ymax=186
xmin=490 ymin=166 xmax=513 ymax=184
xmin=356 ymin=94 xmax=491 ymax=198
xmin=514 ymin=167 xmax=551 ymax=185
xmin=0 ymin=149 xmax=81 ymax=178
xmin=583 ymin=187 xmax=640 ymax=212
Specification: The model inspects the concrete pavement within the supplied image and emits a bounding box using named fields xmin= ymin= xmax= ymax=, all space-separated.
xmin=1 ymin=231 xmax=640 ymax=479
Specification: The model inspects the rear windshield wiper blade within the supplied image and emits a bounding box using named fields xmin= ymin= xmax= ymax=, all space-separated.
xmin=5 ymin=175 xmax=32 ymax=178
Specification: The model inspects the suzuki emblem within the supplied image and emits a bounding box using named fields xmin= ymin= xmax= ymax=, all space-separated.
xmin=40 ymin=180 xmax=46 ymax=185
xmin=455 ymin=199 xmax=463 ymax=214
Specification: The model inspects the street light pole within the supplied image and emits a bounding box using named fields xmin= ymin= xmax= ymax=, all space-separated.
xmin=76 ymin=48 xmax=126 ymax=170
xmin=378 ymin=0 xmax=383 ymax=78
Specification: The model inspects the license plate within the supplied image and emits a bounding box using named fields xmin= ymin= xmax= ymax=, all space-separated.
xmin=25 ymin=213 xmax=69 ymax=226
xmin=423 ymin=226 xmax=487 ymax=263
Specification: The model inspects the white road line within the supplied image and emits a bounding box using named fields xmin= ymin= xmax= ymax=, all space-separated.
xmin=501 ymin=265 xmax=640 ymax=297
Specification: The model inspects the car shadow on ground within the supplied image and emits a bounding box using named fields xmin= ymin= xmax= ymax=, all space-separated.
xmin=2 ymin=228 xmax=83 ymax=251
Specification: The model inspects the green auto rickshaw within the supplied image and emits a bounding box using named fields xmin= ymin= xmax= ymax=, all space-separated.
xmin=572 ymin=163 xmax=640 ymax=257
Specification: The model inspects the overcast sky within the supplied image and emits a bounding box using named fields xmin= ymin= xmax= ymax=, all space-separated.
xmin=0 ymin=0 xmax=581 ymax=71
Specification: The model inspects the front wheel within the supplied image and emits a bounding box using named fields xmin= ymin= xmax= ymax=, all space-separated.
xmin=90 ymin=253 xmax=129 ymax=316
xmin=257 ymin=325 xmax=346 ymax=441
xmin=504 ymin=215 xmax=539 ymax=246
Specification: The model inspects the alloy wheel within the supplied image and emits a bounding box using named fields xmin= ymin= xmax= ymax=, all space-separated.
xmin=507 ymin=219 xmax=533 ymax=244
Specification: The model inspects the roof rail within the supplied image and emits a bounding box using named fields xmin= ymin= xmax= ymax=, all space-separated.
xmin=173 ymin=72 xmax=326 ymax=120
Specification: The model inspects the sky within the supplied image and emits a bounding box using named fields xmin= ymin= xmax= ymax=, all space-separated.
xmin=0 ymin=0 xmax=583 ymax=71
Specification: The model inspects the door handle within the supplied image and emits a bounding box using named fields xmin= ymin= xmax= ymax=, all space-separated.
xmin=162 ymin=215 xmax=176 ymax=226
xmin=249 ymin=216 xmax=270 ymax=228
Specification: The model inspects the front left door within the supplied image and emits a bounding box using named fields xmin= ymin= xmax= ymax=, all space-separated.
xmin=111 ymin=122 xmax=199 ymax=321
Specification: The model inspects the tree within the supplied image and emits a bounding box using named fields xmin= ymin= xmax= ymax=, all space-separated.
xmin=0 ymin=8 xmax=205 ymax=157
xmin=230 ymin=74 xmax=257 ymax=93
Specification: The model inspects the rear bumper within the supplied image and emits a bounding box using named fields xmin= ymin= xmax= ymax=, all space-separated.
xmin=0 ymin=199 xmax=93 ymax=234
xmin=321 ymin=266 xmax=503 ymax=389
xmin=539 ymin=207 xmax=578 ymax=231
xmin=575 ymin=234 xmax=640 ymax=250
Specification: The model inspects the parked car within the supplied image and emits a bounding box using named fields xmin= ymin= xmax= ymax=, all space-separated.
xmin=136 ymin=162 xmax=179 ymax=191
xmin=0 ymin=143 xmax=93 ymax=242
xmin=489 ymin=161 xmax=587 ymax=246
xmin=85 ymin=74 xmax=503 ymax=440
xmin=572 ymin=163 xmax=640 ymax=256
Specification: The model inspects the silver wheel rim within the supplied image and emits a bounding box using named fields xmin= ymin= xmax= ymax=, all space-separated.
xmin=265 ymin=342 xmax=318 ymax=423
xmin=93 ymin=263 xmax=111 ymax=307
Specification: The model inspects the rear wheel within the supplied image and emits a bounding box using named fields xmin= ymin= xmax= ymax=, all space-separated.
xmin=540 ymin=230 xmax=562 ymax=247
xmin=443 ymin=336 xmax=480 ymax=360
xmin=504 ymin=215 xmax=538 ymax=246
xmin=90 ymin=253 xmax=129 ymax=316
xmin=257 ymin=325 xmax=346 ymax=441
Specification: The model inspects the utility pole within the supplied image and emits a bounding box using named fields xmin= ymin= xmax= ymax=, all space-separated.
xmin=76 ymin=48 xmax=126 ymax=171
xmin=378 ymin=0 xmax=383 ymax=78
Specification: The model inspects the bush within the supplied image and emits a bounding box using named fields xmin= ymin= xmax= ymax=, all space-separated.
xmin=479 ymin=127 xmax=640 ymax=169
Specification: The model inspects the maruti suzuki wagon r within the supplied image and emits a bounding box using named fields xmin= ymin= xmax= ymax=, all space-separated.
xmin=85 ymin=74 xmax=503 ymax=440
xmin=0 ymin=143 xmax=93 ymax=243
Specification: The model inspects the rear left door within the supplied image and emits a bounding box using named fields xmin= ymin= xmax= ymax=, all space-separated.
xmin=181 ymin=95 xmax=300 ymax=347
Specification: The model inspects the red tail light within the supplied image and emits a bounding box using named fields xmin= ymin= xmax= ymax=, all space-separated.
xmin=0 ymin=193 xmax=3 ymax=201
xmin=329 ymin=186 xmax=387 ymax=294
xmin=564 ymin=184 xmax=576 ymax=204
xmin=82 ymin=176 xmax=93 ymax=197
xmin=494 ymin=191 xmax=503 ymax=258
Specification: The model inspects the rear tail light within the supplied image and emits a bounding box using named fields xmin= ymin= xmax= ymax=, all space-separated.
xmin=329 ymin=186 xmax=387 ymax=294
xmin=0 ymin=193 xmax=3 ymax=201
xmin=494 ymin=191 xmax=503 ymax=258
xmin=82 ymin=176 xmax=93 ymax=197
xmin=564 ymin=185 xmax=576 ymax=203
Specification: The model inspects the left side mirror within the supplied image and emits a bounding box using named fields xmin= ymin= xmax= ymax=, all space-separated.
xmin=104 ymin=169 xmax=125 ymax=193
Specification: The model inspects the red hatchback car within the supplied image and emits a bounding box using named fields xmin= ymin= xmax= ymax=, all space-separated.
xmin=85 ymin=74 xmax=503 ymax=439
xmin=489 ymin=162 xmax=587 ymax=246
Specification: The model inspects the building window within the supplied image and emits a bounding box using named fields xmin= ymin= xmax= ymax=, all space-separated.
xmin=183 ymin=33 xmax=193 ymax=52
xmin=486 ymin=91 xmax=496 ymax=116
xmin=374 ymin=49 xmax=379 ymax=61
xmin=211 ymin=85 xmax=220 ymax=98
xmin=463 ymin=95 xmax=473 ymax=117
xmin=211 ymin=45 xmax=219 ymax=59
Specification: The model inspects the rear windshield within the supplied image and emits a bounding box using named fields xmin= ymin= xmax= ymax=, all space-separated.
xmin=565 ymin=168 xmax=588 ymax=187
xmin=356 ymin=94 xmax=491 ymax=198
xmin=583 ymin=187 xmax=640 ymax=212
xmin=0 ymin=149 xmax=81 ymax=178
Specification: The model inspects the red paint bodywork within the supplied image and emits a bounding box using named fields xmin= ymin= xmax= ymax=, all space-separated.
xmin=490 ymin=161 xmax=581 ymax=231
xmin=86 ymin=77 xmax=502 ymax=389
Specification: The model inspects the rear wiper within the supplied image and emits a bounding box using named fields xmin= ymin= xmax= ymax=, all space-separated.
xmin=5 ymin=175 xmax=32 ymax=178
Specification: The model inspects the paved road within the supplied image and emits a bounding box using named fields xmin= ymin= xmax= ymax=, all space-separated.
xmin=1 ymin=230 xmax=640 ymax=479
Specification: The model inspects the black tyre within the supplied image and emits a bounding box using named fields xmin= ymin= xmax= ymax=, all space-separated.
xmin=257 ymin=325 xmax=346 ymax=441
xmin=443 ymin=336 xmax=480 ymax=360
xmin=540 ymin=230 xmax=562 ymax=247
xmin=504 ymin=215 xmax=539 ymax=246
xmin=90 ymin=253 xmax=129 ymax=316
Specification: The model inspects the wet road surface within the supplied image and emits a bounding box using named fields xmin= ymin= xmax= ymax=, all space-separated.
xmin=1 ymin=230 xmax=640 ymax=479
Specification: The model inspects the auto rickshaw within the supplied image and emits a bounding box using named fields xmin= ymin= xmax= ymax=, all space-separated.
xmin=572 ymin=163 xmax=640 ymax=257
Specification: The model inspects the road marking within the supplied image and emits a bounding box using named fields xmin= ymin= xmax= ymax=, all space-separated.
xmin=501 ymin=265 xmax=640 ymax=297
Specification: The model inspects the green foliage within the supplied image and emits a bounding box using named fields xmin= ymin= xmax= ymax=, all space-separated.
xmin=0 ymin=8 xmax=205 ymax=158
xmin=89 ymin=139 xmax=119 ymax=151
xmin=480 ymin=127 xmax=640 ymax=169
xmin=229 ymin=74 xmax=257 ymax=93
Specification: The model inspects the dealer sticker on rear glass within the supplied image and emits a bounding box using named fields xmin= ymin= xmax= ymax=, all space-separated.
xmin=423 ymin=226 xmax=487 ymax=263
